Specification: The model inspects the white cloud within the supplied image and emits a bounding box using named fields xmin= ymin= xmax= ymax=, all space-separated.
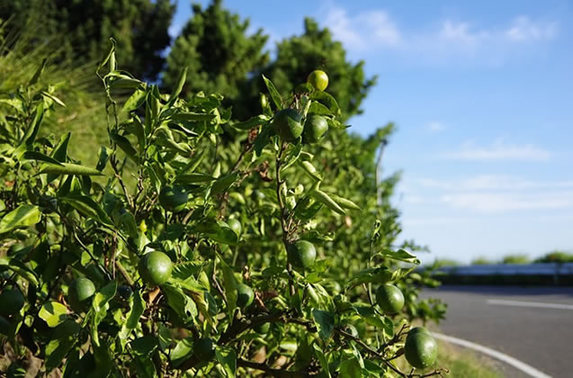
xmin=505 ymin=16 xmax=557 ymax=42
xmin=407 ymin=174 xmax=573 ymax=213
xmin=443 ymin=139 xmax=551 ymax=162
xmin=323 ymin=6 xmax=401 ymax=50
xmin=418 ymin=175 xmax=573 ymax=191
xmin=426 ymin=121 xmax=446 ymax=133
xmin=441 ymin=191 xmax=573 ymax=213
xmin=319 ymin=3 xmax=558 ymax=61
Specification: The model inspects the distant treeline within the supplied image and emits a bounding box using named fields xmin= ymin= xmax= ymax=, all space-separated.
xmin=428 ymin=250 xmax=573 ymax=268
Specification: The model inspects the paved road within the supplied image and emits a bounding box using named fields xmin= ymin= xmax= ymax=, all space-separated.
xmin=422 ymin=286 xmax=573 ymax=378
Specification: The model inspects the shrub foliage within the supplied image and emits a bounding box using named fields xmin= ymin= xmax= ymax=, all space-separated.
xmin=0 ymin=45 xmax=445 ymax=376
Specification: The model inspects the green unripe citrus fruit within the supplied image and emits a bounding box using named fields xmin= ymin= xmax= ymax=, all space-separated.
xmin=273 ymin=109 xmax=303 ymax=142
xmin=376 ymin=284 xmax=405 ymax=314
xmin=236 ymin=284 xmax=254 ymax=308
xmin=254 ymin=322 xmax=270 ymax=334
xmin=227 ymin=218 xmax=242 ymax=237
xmin=194 ymin=337 xmax=215 ymax=362
xmin=138 ymin=251 xmax=173 ymax=286
xmin=307 ymin=70 xmax=329 ymax=91
xmin=288 ymin=240 xmax=316 ymax=270
xmin=159 ymin=186 xmax=188 ymax=212
xmin=0 ymin=289 xmax=25 ymax=317
xmin=303 ymin=114 xmax=329 ymax=143
xmin=68 ymin=278 xmax=96 ymax=312
xmin=405 ymin=327 xmax=438 ymax=369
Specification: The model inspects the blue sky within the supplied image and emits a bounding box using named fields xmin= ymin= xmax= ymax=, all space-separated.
xmin=172 ymin=1 xmax=573 ymax=264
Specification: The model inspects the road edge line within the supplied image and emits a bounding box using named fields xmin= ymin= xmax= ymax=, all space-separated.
xmin=487 ymin=299 xmax=573 ymax=310
xmin=434 ymin=333 xmax=552 ymax=378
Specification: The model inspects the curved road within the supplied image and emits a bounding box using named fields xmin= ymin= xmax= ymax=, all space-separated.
xmin=422 ymin=286 xmax=573 ymax=378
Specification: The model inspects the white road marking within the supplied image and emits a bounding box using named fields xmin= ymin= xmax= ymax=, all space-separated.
xmin=487 ymin=299 xmax=573 ymax=310
xmin=434 ymin=333 xmax=552 ymax=378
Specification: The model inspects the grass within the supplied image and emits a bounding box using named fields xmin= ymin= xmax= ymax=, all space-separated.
xmin=436 ymin=340 xmax=503 ymax=377
xmin=0 ymin=18 xmax=109 ymax=167
xmin=394 ymin=339 xmax=503 ymax=377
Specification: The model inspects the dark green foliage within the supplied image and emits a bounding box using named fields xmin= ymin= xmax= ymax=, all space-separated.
xmin=0 ymin=0 xmax=174 ymax=80
xmin=163 ymin=0 xmax=269 ymax=106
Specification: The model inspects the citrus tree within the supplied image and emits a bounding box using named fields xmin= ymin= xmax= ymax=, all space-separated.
xmin=0 ymin=44 xmax=445 ymax=376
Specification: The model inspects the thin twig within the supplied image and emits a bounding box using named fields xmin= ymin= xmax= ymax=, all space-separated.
xmin=237 ymin=358 xmax=308 ymax=377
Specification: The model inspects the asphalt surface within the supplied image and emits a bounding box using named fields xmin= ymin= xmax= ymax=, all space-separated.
xmin=422 ymin=286 xmax=573 ymax=378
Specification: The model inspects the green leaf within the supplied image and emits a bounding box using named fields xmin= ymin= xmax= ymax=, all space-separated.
xmin=119 ymin=290 xmax=145 ymax=339
xmin=45 ymin=320 xmax=80 ymax=370
xmin=21 ymin=103 xmax=44 ymax=147
xmin=40 ymin=163 xmax=104 ymax=176
xmin=312 ymin=309 xmax=334 ymax=340
xmin=311 ymin=91 xmax=341 ymax=117
xmin=39 ymin=301 xmax=69 ymax=327
xmin=217 ymin=254 xmax=238 ymax=312
xmin=52 ymin=132 xmax=71 ymax=163
xmin=262 ymin=75 xmax=283 ymax=110
xmin=170 ymin=337 xmax=193 ymax=367
xmin=0 ymin=204 xmax=41 ymax=233
xmin=308 ymin=101 xmax=333 ymax=116
xmin=216 ymin=347 xmax=237 ymax=377
xmin=59 ymin=195 xmax=113 ymax=225
xmin=299 ymin=161 xmax=322 ymax=181
xmin=230 ymin=115 xmax=270 ymax=130
xmin=339 ymin=357 xmax=362 ymax=378
xmin=41 ymin=91 xmax=66 ymax=107
xmin=253 ymin=123 xmax=274 ymax=156
xmin=23 ymin=151 xmax=64 ymax=166
xmin=175 ymin=173 xmax=215 ymax=184
xmin=191 ymin=220 xmax=238 ymax=245
xmin=348 ymin=267 xmax=392 ymax=287
xmin=0 ymin=257 xmax=39 ymax=286
xmin=169 ymin=67 xmax=187 ymax=103
xmin=171 ymin=112 xmax=216 ymax=122
xmin=375 ymin=248 xmax=420 ymax=265
xmin=29 ymin=58 xmax=47 ymax=85
xmin=162 ymin=283 xmax=197 ymax=321
xmin=111 ymin=133 xmax=138 ymax=160
xmin=123 ymin=88 xmax=147 ymax=113
xmin=313 ymin=344 xmax=331 ymax=377
xmin=312 ymin=189 xmax=345 ymax=215
xmin=210 ymin=173 xmax=239 ymax=196
xmin=96 ymin=146 xmax=111 ymax=171
xmin=329 ymin=193 xmax=361 ymax=211
xmin=92 ymin=281 xmax=117 ymax=327
xmin=131 ymin=335 xmax=158 ymax=357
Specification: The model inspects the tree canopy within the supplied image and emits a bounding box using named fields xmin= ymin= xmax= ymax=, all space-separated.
xmin=163 ymin=0 xmax=269 ymax=108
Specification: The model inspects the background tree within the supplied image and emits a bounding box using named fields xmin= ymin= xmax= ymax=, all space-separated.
xmin=0 ymin=0 xmax=174 ymax=80
xmin=163 ymin=0 xmax=269 ymax=109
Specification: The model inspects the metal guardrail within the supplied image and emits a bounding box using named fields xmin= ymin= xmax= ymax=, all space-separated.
xmin=435 ymin=263 xmax=573 ymax=276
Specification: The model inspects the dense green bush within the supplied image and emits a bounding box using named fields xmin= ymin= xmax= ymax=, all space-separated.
xmin=0 ymin=45 xmax=445 ymax=376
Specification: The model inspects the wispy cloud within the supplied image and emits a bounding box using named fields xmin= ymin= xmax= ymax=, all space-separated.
xmin=418 ymin=175 xmax=573 ymax=191
xmin=505 ymin=16 xmax=558 ymax=42
xmin=406 ymin=175 xmax=573 ymax=213
xmin=443 ymin=139 xmax=551 ymax=162
xmin=319 ymin=3 xmax=558 ymax=61
xmin=425 ymin=121 xmax=446 ymax=133
xmin=323 ymin=7 xmax=401 ymax=50
xmin=441 ymin=191 xmax=573 ymax=213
